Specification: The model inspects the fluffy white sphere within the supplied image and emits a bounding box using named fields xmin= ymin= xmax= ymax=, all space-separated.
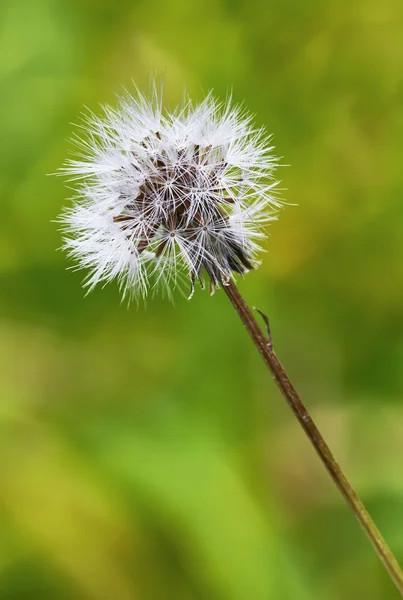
xmin=59 ymin=86 xmax=282 ymax=300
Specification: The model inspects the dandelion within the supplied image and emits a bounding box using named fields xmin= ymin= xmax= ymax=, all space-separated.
xmin=58 ymin=84 xmax=403 ymax=594
xmin=59 ymin=87 xmax=280 ymax=300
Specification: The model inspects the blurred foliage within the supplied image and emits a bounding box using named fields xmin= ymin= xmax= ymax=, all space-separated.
xmin=1 ymin=0 xmax=403 ymax=598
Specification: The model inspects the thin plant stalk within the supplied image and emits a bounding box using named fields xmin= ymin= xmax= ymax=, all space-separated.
xmin=223 ymin=279 xmax=403 ymax=596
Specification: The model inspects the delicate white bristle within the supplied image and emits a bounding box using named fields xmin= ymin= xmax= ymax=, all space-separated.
xmin=58 ymin=85 xmax=282 ymax=301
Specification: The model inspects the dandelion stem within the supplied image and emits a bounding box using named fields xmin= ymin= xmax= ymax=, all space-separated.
xmin=223 ymin=279 xmax=403 ymax=596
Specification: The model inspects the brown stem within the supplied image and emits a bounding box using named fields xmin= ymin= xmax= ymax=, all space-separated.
xmin=223 ymin=279 xmax=403 ymax=596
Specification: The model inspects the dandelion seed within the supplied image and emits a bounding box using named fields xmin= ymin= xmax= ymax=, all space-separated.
xmin=58 ymin=85 xmax=282 ymax=300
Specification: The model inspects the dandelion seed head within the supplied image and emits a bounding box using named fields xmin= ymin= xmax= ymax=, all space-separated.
xmin=59 ymin=85 xmax=282 ymax=301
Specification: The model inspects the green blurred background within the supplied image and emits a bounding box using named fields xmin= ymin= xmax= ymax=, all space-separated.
xmin=1 ymin=0 xmax=403 ymax=598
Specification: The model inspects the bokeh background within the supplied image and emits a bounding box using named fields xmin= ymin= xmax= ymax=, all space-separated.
xmin=1 ymin=0 xmax=403 ymax=598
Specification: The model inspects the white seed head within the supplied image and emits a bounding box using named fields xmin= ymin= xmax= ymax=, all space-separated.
xmin=59 ymin=85 xmax=282 ymax=301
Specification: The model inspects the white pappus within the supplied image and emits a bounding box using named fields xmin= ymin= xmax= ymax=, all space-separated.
xmin=59 ymin=85 xmax=282 ymax=301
